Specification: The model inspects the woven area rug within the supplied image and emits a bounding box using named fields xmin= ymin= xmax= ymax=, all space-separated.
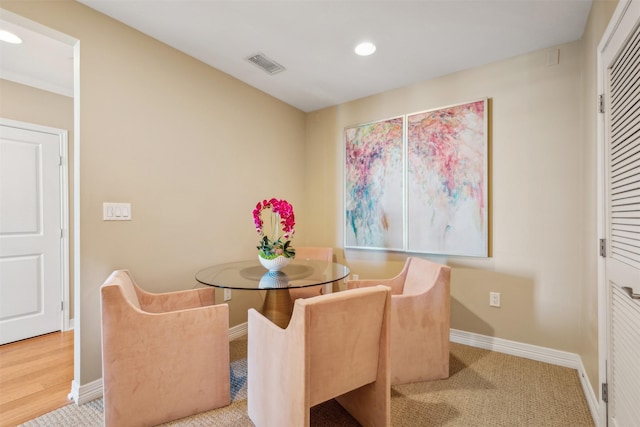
xmin=20 ymin=339 xmax=594 ymax=426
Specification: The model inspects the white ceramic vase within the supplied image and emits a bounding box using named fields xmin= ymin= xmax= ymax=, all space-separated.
xmin=258 ymin=254 xmax=291 ymax=272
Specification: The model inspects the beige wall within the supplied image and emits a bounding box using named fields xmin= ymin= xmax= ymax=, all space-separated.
xmin=2 ymin=0 xmax=306 ymax=384
xmin=0 ymin=79 xmax=76 ymax=318
xmin=2 ymin=0 xmax=618 ymax=399
xmin=305 ymin=0 xmax=616 ymax=398
xmin=309 ymin=41 xmax=585 ymax=349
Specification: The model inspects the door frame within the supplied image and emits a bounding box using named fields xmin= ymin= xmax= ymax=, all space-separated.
xmin=597 ymin=0 xmax=639 ymax=425
xmin=1 ymin=7 xmax=81 ymax=402
xmin=0 ymin=117 xmax=71 ymax=333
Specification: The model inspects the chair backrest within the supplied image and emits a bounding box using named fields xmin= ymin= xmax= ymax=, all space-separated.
xmin=402 ymin=257 xmax=447 ymax=296
xmin=295 ymin=246 xmax=333 ymax=262
xmin=101 ymin=269 xmax=141 ymax=310
xmin=294 ymin=286 xmax=390 ymax=406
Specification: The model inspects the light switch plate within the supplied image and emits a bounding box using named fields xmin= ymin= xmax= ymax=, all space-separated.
xmin=103 ymin=203 xmax=132 ymax=221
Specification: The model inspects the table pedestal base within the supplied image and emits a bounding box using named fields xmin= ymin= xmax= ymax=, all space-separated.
xmin=262 ymin=290 xmax=293 ymax=329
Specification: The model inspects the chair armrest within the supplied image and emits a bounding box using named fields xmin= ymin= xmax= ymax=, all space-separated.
xmin=347 ymin=277 xmax=405 ymax=295
xmin=101 ymin=293 xmax=230 ymax=384
xmin=391 ymin=279 xmax=450 ymax=324
xmin=102 ymin=294 xmax=229 ymax=346
xmin=248 ymin=308 xmax=306 ymax=426
xmin=289 ymin=285 xmax=323 ymax=301
xmin=248 ymin=306 xmax=308 ymax=373
xmin=137 ymin=287 xmax=216 ymax=313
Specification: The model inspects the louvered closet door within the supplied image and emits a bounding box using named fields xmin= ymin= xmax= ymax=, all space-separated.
xmin=603 ymin=1 xmax=640 ymax=426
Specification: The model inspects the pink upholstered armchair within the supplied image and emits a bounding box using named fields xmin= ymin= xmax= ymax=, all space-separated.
xmin=289 ymin=246 xmax=334 ymax=301
xmin=100 ymin=270 xmax=230 ymax=427
xmin=248 ymin=285 xmax=391 ymax=427
xmin=347 ymin=257 xmax=451 ymax=385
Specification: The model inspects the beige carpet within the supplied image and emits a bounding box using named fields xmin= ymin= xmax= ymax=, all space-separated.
xmin=21 ymin=338 xmax=594 ymax=426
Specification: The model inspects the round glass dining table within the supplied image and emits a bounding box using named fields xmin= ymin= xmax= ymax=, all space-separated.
xmin=195 ymin=259 xmax=350 ymax=328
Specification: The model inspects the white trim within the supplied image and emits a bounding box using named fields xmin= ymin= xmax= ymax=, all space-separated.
xmin=596 ymin=24 xmax=608 ymax=424
xmin=450 ymin=329 xmax=578 ymax=367
xmin=228 ymin=321 xmax=248 ymax=340
xmin=59 ymin=128 xmax=70 ymax=332
xmin=71 ymin=323 xmax=249 ymax=404
xmin=577 ymin=356 xmax=601 ymax=427
xmin=68 ymin=378 xmax=102 ymax=405
xmin=450 ymin=329 xmax=599 ymax=426
xmin=72 ymin=37 xmax=81 ymax=395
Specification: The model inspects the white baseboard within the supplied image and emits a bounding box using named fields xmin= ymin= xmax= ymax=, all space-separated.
xmin=228 ymin=321 xmax=248 ymax=340
xmin=71 ymin=323 xmax=249 ymax=405
xmin=575 ymin=356 xmax=601 ymax=427
xmin=69 ymin=377 xmax=102 ymax=405
xmin=450 ymin=329 xmax=601 ymax=426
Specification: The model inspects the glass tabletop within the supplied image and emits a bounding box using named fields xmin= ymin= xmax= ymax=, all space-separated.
xmin=195 ymin=259 xmax=350 ymax=290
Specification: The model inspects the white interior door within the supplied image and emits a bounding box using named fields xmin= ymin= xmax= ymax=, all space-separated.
xmin=0 ymin=121 xmax=65 ymax=344
xmin=600 ymin=1 xmax=640 ymax=426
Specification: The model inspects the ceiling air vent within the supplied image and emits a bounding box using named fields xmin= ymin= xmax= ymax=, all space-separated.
xmin=246 ymin=53 xmax=286 ymax=75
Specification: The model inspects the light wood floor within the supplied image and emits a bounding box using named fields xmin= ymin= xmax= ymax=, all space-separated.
xmin=0 ymin=331 xmax=74 ymax=427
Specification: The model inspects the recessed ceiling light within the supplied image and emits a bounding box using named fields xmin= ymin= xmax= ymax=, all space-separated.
xmin=0 ymin=29 xmax=22 ymax=44
xmin=355 ymin=42 xmax=376 ymax=56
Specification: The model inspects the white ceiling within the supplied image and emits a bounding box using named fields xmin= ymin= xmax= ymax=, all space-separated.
xmin=1 ymin=1 xmax=594 ymax=111
xmin=0 ymin=16 xmax=74 ymax=97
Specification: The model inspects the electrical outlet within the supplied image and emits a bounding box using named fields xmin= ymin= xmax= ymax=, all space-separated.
xmin=224 ymin=289 xmax=232 ymax=301
xmin=489 ymin=292 xmax=501 ymax=307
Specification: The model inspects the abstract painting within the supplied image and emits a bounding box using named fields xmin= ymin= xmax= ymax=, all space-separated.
xmin=344 ymin=117 xmax=404 ymax=249
xmin=407 ymin=99 xmax=488 ymax=256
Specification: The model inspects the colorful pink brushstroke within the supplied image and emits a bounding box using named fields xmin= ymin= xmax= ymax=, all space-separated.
xmin=407 ymin=100 xmax=487 ymax=256
xmin=345 ymin=117 xmax=403 ymax=248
